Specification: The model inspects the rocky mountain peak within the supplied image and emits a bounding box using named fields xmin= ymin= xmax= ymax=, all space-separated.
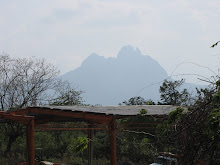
xmin=117 ymin=45 xmax=142 ymax=58
xmin=60 ymin=45 xmax=168 ymax=105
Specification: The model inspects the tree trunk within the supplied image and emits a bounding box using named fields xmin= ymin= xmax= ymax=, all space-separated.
xmin=4 ymin=135 xmax=18 ymax=157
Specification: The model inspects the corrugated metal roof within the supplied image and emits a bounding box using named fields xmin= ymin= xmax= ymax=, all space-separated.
xmin=28 ymin=105 xmax=180 ymax=116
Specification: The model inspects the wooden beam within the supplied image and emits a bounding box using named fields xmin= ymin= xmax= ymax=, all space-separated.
xmin=27 ymin=118 xmax=35 ymax=165
xmin=1 ymin=114 xmax=33 ymax=125
xmin=88 ymin=128 xmax=93 ymax=165
xmin=0 ymin=113 xmax=3 ymax=118
xmin=8 ymin=109 xmax=28 ymax=115
xmin=35 ymin=127 xmax=107 ymax=131
xmin=36 ymin=123 xmax=107 ymax=127
xmin=109 ymin=118 xmax=117 ymax=165
xmin=34 ymin=117 xmax=74 ymax=125
xmin=35 ymin=123 xmax=107 ymax=131
xmin=28 ymin=108 xmax=113 ymax=124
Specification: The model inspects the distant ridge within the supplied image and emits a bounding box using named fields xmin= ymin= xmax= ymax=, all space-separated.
xmin=60 ymin=45 xmax=169 ymax=105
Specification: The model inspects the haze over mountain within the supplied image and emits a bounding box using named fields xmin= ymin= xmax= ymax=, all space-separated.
xmin=60 ymin=45 xmax=170 ymax=105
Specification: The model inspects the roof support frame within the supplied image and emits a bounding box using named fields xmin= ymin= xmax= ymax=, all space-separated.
xmin=0 ymin=105 xmax=179 ymax=165
xmin=26 ymin=118 xmax=35 ymax=165
xmin=109 ymin=118 xmax=117 ymax=165
xmin=25 ymin=108 xmax=113 ymax=124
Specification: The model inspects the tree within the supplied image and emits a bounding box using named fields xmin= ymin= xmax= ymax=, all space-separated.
xmin=50 ymin=81 xmax=84 ymax=106
xmin=0 ymin=54 xmax=59 ymax=156
xmin=157 ymin=79 xmax=220 ymax=164
xmin=122 ymin=96 xmax=155 ymax=105
xmin=159 ymin=79 xmax=189 ymax=106
xmin=178 ymin=80 xmax=220 ymax=164
xmin=0 ymin=54 xmax=59 ymax=110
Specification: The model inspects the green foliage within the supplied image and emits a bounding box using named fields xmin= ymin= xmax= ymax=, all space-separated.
xmin=204 ymin=80 xmax=220 ymax=146
xmin=117 ymin=112 xmax=163 ymax=164
xmin=35 ymin=130 xmax=89 ymax=164
xmin=0 ymin=128 xmax=26 ymax=164
xmin=93 ymin=131 xmax=110 ymax=160
xmin=139 ymin=108 xmax=148 ymax=115
xmin=122 ymin=96 xmax=145 ymax=105
xmin=122 ymin=96 xmax=156 ymax=105
xmin=156 ymin=107 xmax=184 ymax=152
xmin=157 ymin=78 xmax=220 ymax=164
xmin=206 ymin=108 xmax=220 ymax=140
xmin=50 ymin=89 xmax=84 ymax=106
xmin=212 ymin=80 xmax=220 ymax=103
xmin=146 ymin=100 xmax=156 ymax=105
xmin=72 ymin=136 xmax=88 ymax=153
xmin=159 ymin=79 xmax=189 ymax=105
xmin=168 ymin=107 xmax=184 ymax=124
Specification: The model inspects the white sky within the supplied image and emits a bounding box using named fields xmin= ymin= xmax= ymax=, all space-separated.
xmin=1 ymin=0 xmax=220 ymax=85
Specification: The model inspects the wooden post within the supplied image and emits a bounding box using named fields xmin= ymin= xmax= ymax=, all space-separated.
xmin=109 ymin=118 xmax=117 ymax=165
xmin=88 ymin=129 xmax=93 ymax=165
xmin=27 ymin=119 xmax=35 ymax=165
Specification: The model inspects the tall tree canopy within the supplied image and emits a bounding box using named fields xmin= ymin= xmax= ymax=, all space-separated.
xmin=0 ymin=54 xmax=61 ymax=156
xmin=0 ymin=54 xmax=85 ymax=158
xmin=122 ymin=96 xmax=155 ymax=105
xmin=0 ymin=54 xmax=59 ymax=111
xmin=50 ymin=81 xmax=84 ymax=106
xmin=159 ymin=79 xmax=189 ymax=106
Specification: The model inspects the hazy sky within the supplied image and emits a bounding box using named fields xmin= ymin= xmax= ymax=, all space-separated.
xmin=1 ymin=0 xmax=220 ymax=84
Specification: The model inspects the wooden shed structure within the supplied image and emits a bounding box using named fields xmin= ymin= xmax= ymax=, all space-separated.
xmin=0 ymin=105 xmax=178 ymax=165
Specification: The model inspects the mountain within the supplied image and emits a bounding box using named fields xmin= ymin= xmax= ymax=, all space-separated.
xmin=60 ymin=45 xmax=169 ymax=105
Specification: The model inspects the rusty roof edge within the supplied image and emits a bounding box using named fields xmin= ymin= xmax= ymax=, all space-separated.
xmin=23 ymin=105 xmax=183 ymax=115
